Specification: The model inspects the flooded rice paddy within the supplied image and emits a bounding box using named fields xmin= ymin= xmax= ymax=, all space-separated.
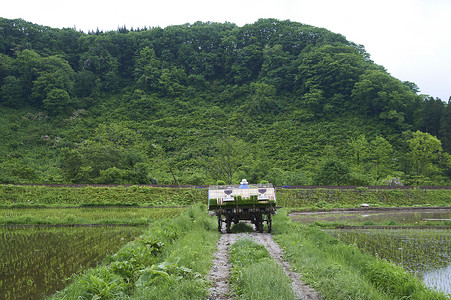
xmin=0 ymin=226 xmax=144 ymax=299
xmin=289 ymin=207 xmax=451 ymax=226
xmin=290 ymin=208 xmax=451 ymax=295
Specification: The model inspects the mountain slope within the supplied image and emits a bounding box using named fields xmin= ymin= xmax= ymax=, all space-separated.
xmin=0 ymin=18 xmax=450 ymax=185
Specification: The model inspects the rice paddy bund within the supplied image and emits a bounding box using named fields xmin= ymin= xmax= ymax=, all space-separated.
xmin=0 ymin=207 xmax=186 ymax=299
xmin=328 ymin=228 xmax=451 ymax=294
xmin=290 ymin=208 xmax=451 ymax=295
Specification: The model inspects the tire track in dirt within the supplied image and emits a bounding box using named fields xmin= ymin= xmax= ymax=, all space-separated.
xmin=207 ymin=233 xmax=238 ymax=300
xmin=207 ymin=232 xmax=320 ymax=300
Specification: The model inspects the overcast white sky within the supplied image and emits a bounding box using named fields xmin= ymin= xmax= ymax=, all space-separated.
xmin=3 ymin=0 xmax=451 ymax=101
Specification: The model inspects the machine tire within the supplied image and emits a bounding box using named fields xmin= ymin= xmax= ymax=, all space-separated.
xmin=217 ymin=215 xmax=222 ymax=233
xmin=257 ymin=214 xmax=264 ymax=233
xmin=226 ymin=215 xmax=232 ymax=233
xmin=267 ymin=214 xmax=272 ymax=233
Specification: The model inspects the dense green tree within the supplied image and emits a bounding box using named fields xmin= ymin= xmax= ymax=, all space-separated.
xmin=313 ymin=158 xmax=351 ymax=185
xmin=259 ymin=44 xmax=295 ymax=92
xmin=31 ymin=56 xmax=75 ymax=105
xmin=43 ymin=88 xmax=70 ymax=115
xmin=12 ymin=49 xmax=42 ymax=104
xmin=158 ymin=67 xmax=187 ymax=96
xmin=78 ymin=36 xmax=120 ymax=92
xmin=0 ymin=76 xmax=23 ymax=107
xmin=204 ymin=138 xmax=248 ymax=184
xmin=244 ymin=82 xmax=278 ymax=115
xmin=60 ymin=123 xmax=151 ymax=183
xmin=73 ymin=70 xmax=98 ymax=98
xmin=349 ymin=134 xmax=369 ymax=165
xmin=407 ymin=131 xmax=443 ymax=178
xmin=134 ymin=47 xmax=162 ymax=92
xmin=440 ymin=100 xmax=451 ymax=152
xmin=369 ymin=136 xmax=393 ymax=181
xmin=302 ymin=88 xmax=326 ymax=116
xmin=351 ymin=69 xmax=417 ymax=125
xmin=418 ymin=97 xmax=444 ymax=137
xmin=229 ymin=44 xmax=263 ymax=84
xmin=0 ymin=53 xmax=13 ymax=80
xmin=0 ymin=18 xmax=450 ymax=185
xmin=298 ymin=43 xmax=367 ymax=113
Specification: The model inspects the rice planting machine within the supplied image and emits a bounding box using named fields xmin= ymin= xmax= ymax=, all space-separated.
xmin=208 ymin=179 xmax=276 ymax=233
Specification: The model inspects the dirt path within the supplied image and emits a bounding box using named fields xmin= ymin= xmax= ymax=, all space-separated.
xmin=207 ymin=233 xmax=237 ymax=300
xmin=251 ymin=233 xmax=320 ymax=300
xmin=207 ymin=232 xmax=320 ymax=300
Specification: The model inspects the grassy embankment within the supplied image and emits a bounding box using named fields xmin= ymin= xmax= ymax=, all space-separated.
xmin=276 ymin=187 xmax=451 ymax=209
xmin=0 ymin=184 xmax=205 ymax=207
xmin=228 ymin=237 xmax=296 ymax=299
xmin=1 ymin=185 xmax=449 ymax=209
xmin=0 ymin=185 xmax=200 ymax=225
xmin=0 ymin=207 xmax=185 ymax=226
xmin=48 ymin=204 xmax=220 ymax=299
xmin=272 ymin=210 xmax=449 ymax=299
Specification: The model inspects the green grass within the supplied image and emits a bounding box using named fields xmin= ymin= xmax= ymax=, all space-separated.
xmin=277 ymin=188 xmax=451 ymax=209
xmin=1 ymin=185 xmax=449 ymax=211
xmin=229 ymin=238 xmax=296 ymax=300
xmin=289 ymin=209 xmax=451 ymax=228
xmin=0 ymin=207 xmax=186 ymax=225
xmin=0 ymin=184 xmax=207 ymax=206
xmin=272 ymin=210 xmax=449 ymax=299
xmin=328 ymin=228 xmax=451 ymax=275
xmin=48 ymin=204 xmax=220 ymax=300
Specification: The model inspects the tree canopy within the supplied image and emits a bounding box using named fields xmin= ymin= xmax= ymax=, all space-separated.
xmin=0 ymin=17 xmax=450 ymax=185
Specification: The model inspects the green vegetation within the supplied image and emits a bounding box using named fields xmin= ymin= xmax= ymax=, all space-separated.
xmin=229 ymin=238 xmax=296 ymax=299
xmin=290 ymin=209 xmax=451 ymax=227
xmin=272 ymin=210 xmax=449 ymax=299
xmin=0 ymin=184 xmax=205 ymax=207
xmin=0 ymin=18 xmax=450 ymax=186
xmin=0 ymin=226 xmax=143 ymax=299
xmin=277 ymin=188 xmax=451 ymax=209
xmin=48 ymin=204 xmax=220 ymax=299
xmin=0 ymin=207 xmax=185 ymax=225
xmin=1 ymin=184 xmax=449 ymax=210
xmin=328 ymin=228 xmax=451 ymax=275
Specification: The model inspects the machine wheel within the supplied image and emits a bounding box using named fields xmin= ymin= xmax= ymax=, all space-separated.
xmin=217 ymin=215 xmax=222 ymax=233
xmin=267 ymin=214 xmax=272 ymax=233
xmin=257 ymin=214 xmax=264 ymax=233
xmin=226 ymin=216 xmax=232 ymax=233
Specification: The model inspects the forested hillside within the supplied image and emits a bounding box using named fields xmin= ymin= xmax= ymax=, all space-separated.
xmin=0 ymin=18 xmax=450 ymax=186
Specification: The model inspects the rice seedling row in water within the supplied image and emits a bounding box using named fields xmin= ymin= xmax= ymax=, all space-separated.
xmin=49 ymin=204 xmax=221 ymax=300
xmin=0 ymin=226 xmax=144 ymax=299
xmin=272 ymin=210 xmax=449 ymax=299
xmin=328 ymin=228 xmax=451 ymax=273
xmin=0 ymin=207 xmax=185 ymax=225
xmin=328 ymin=228 xmax=451 ymax=295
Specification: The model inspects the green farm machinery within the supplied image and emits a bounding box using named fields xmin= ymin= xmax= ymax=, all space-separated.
xmin=208 ymin=179 xmax=276 ymax=233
